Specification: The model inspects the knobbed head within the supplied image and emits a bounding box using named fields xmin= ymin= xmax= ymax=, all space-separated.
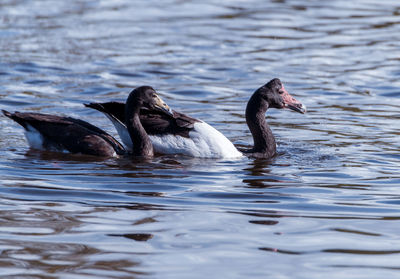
xmin=254 ymin=78 xmax=306 ymax=114
xmin=244 ymin=78 xmax=306 ymax=158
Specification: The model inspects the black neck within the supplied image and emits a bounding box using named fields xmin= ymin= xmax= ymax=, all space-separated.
xmin=125 ymin=100 xmax=154 ymax=157
xmin=245 ymin=94 xmax=276 ymax=157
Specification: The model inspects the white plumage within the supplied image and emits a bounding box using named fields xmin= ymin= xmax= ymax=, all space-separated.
xmin=86 ymin=78 xmax=307 ymax=159
xmin=105 ymin=114 xmax=132 ymax=150
xmin=150 ymin=122 xmax=243 ymax=158
xmin=24 ymin=124 xmax=45 ymax=149
xmin=109 ymin=117 xmax=243 ymax=159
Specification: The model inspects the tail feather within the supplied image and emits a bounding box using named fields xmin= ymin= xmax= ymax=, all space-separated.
xmin=2 ymin=110 xmax=29 ymax=129
xmin=2 ymin=109 xmax=12 ymax=118
xmin=84 ymin=103 xmax=107 ymax=113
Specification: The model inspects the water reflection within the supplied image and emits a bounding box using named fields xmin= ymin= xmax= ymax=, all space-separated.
xmin=109 ymin=233 xmax=154 ymax=242
xmin=242 ymin=158 xmax=278 ymax=188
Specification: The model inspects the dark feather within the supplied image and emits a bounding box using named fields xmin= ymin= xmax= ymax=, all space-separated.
xmin=2 ymin=110 xmax=125 ymax=157
xmin=85 ymin=102 xmax=199 ymax=138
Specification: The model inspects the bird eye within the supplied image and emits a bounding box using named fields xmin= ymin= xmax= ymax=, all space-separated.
xmin=278 ymin=89 xmax=284 ymax=95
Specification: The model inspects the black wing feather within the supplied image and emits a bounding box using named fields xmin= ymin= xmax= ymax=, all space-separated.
xmin=3 ymin=110 xmax=125 ymax=156
xmin=85 ymin=102 xmax=200 ymax=138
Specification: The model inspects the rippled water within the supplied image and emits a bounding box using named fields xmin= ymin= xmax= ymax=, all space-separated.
xmin=1 ymin=0 xmax=400 ymax=278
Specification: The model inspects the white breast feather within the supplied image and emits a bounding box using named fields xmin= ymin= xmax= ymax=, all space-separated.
xmin=107 ymin=113 xmax=243 ymax=158
xmin=150 ymin=122 xmax=243 ymax=158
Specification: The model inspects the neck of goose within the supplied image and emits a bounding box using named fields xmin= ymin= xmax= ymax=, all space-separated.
xmin=245 ymin=94 xmax=276 ymax=157
xmin=126 ymin=102 xmax=153 ymax=157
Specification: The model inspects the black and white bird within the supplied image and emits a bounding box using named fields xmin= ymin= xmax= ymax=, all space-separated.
xmin=3 ymin=86 xmax=172 ymax=157
xmin=85 ymin=78 xmax=306 ymax=159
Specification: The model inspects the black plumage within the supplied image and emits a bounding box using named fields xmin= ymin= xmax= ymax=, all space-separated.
xmin=85 ymin=79 xmax=306 ymax=159
xmin=85 ymin=102 xmax=199 ymax=138
xmin=3 ymin=86 xmax=172 ymax=157
xmin=2 ymin=110 xmax=125 ymax=156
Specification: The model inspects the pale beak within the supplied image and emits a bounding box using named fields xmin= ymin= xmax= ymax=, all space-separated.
xmin=281 ymin=85 xmax=306 ymax=114
xmin=154 ymin=95 xmax=174 ymax=116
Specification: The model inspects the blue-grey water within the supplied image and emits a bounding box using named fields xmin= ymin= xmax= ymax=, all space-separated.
xmin=1 ymin=1 xmax=400 ymax=278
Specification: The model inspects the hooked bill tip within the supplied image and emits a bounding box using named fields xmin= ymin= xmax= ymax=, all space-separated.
xmin=300 ymin=104 xmax=307 ymax=113
xmin=286 ymin=103 xmax=306 ymax=114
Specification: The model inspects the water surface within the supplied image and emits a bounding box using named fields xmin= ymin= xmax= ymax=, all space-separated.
xmin=1 ymin=0 xmax=400 ymax=278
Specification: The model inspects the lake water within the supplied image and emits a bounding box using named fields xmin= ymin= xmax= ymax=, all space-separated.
xmin=1 ymin=0 xmax=400 ymax=278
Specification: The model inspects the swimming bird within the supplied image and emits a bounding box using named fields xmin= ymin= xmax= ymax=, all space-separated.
xmin=85 ymin=78 xmax=306 ymax=158
xmin=241 ymin=78 xmax=306 ymax=158
xmin=86 ymin=99 xmax=242 ymax=158
xmin=2 ymin=86 xmax=172 ymax=157
xmin=85 ymin=78 xmax=306 ymax=159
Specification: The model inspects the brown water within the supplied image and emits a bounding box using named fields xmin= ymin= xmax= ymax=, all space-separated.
xmin=1 ymin=1 xmax=400 ymax=278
